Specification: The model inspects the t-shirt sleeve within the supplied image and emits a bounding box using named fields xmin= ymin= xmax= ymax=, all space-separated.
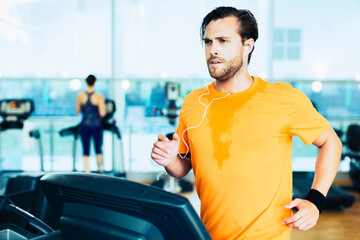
xmin=288 ymin=88 xmax=330 ymax=145
xmin=176 ymin=106 xmax=190 ymax=155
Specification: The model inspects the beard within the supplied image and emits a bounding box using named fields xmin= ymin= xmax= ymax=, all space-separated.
xmin=207 ymin=57 xmax=242 ymax=82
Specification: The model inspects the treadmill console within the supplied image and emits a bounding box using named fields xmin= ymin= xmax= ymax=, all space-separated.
xmin=104 ymin=99 xmax=116 ymax=120
xmin=0 ymin=99 xmax=34 ymax=130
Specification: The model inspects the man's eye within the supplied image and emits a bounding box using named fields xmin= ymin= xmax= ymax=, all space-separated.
xmin=220 ymin=39 xmax=227 ymax=43
xmin=204 ymin=40 xmax=211 ymax=44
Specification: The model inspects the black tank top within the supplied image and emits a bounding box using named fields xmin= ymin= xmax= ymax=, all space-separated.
xmin=81 ymin=92 xmax=102 ymax=127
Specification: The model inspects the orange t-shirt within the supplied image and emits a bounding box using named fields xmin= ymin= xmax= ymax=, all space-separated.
xmin=176 ymin=77 xmax=329 ymax=240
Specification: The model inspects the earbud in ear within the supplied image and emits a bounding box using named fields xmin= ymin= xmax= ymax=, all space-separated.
xmin=243 ymin=46 xmax=249 ymax=57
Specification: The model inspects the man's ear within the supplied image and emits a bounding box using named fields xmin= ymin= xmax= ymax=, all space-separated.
xmin=244 ymin=38 xmax=255 ymax=53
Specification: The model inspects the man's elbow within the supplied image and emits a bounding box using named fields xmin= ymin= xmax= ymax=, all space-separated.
xmin=336 ymin=136 xmax=342 ymax=156
xmin=327 ymin=129 xmax=343 ymax=152
xmin=327 ymin=134 xmax=342 ymax=162
xmin=165 ymin=167 xmax=190 ymax=179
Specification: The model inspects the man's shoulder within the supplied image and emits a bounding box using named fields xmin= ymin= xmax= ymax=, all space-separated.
xmin=260 ymin=80 xmax=312 ymax=106
xmin=258 ymin=79 xmax=296 ymax=97
xmin=263 ymin=80 xmax=294 ymax=93
xmin=254 ymin=78 xmax=304 ymax=104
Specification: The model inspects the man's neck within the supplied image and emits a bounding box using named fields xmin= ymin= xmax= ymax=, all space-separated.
xmin=214 ymin=70 xmax=253 ymax=94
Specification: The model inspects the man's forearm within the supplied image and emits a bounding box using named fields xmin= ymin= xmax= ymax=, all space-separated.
xmin=165 ymin=155 xmax=192 ymax=179
xmin=311 ymin=136 xmax=342 ymax=196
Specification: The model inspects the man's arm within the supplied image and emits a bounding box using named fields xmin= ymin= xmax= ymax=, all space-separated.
xmin=283 ymin=126 xmax=342 ymax=231
xmin=311 ymin=126 xmax=342 ymax=195
xmin=151 ymin=133 xmax=192 ymax=179
xmin=165 ymin=154 xmax=192 ymax=179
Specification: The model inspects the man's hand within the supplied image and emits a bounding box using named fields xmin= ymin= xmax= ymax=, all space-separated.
xmin=151 ymin=133 xmax=180 ymax=168
xmin=282 ymin=198 xmax=320 ymax=231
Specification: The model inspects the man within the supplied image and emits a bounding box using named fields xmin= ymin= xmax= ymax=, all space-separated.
xmin=151 ymin=7 xmax=341 ymax=240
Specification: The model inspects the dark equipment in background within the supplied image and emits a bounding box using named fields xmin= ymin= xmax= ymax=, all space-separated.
xmin=0 ymin=172 xmax=58 ymax=239
xmin=28 ymin=129 xmax=44 ymax=171
xmin=0 ymin=99 xmax=45 ymax=171
xmin=0 ymin=196 xmax=55 ymax=239
xmin=38 ymin=172 xmax=211 ymax=240
xmin=59 ymin=99 xmax=125 ymax=176
xmin=342 ymin=124 xmax=360 ymax=192
xmin=58 ymin=125 xmax=80 ymax=172
xmin=349 ymin=159 xmax=360 ymax=191
xmin=0 ymin=99 xmax=34 ymax=130
xmin=293 ymin=172 xmax=355 ymax=210
xmin=164 ymin=82 xmax=180 ymax=126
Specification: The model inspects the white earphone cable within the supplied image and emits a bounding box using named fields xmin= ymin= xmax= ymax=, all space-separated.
xmin=178 ymin=46 xmax=248 ymax=159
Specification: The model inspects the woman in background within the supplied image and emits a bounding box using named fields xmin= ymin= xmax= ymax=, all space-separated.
xmin=75 ymin=74 xmax=106 ymax=173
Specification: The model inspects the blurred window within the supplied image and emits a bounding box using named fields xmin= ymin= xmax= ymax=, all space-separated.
xmin=274 ymin=28 xmax=301 ymax=60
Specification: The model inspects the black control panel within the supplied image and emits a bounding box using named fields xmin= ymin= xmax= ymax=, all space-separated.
xmin=0 ymin=99 xmax=34 ymax=130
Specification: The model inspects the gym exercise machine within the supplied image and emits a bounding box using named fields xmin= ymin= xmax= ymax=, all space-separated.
xmin=59 ymin=99 xmax=125 ymax=176
xmin=0 ymin=172 xmax=58 ymax=239
xmin=342 ymin=124 xmax=360 ymax=192
xmin=0 ymin=172 xmax=211 ymax=239
xmin=0 ymin=99 xmax=44 ymax=171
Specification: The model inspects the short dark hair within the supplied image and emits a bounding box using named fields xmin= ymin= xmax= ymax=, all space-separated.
xmin=85 ymin=74 xmax=96 ymax=86
xmin=200 ymin=7 xmax=258 ymax=63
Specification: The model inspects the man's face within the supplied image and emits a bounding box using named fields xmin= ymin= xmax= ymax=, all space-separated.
xmin=203 ymin=16 xmax=245 ymax=82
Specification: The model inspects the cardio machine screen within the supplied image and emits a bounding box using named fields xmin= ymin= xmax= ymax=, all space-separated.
xmin=0 ymin=99 xmax=34 ymax=117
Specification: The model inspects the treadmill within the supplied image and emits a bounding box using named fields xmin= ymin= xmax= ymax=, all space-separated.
xmin=0 ymin=99 xmax=44 ymax=171
xmin=341 ymin=124 xmax=360 ymax=192
xmin=59 ymin=99 xmax=125 ymax=176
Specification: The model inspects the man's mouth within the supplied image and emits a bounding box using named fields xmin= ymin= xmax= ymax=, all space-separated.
xmin=209 ymin=59 xmax=222 ymax=65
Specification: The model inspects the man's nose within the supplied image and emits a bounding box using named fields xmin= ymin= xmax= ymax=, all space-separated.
xmin=209 ymin=42 xmax=220 ymax=55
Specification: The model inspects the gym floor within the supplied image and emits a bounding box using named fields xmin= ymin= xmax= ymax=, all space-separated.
xmin=180 ymin=181 xmax=360 ymax=239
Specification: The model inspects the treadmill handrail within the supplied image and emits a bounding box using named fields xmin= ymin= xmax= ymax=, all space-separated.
xmin=102 ymin=122 xmax=121 ymax=139
xmin=7 ymin=203 xmax=54 ymax=235
xmin=59 ymin=124 xmax=81 ymax=138
xmin=59 ymin=123 xmax=121 ymax=139
xmin=0 ymin=197 xmax=54 ymax=235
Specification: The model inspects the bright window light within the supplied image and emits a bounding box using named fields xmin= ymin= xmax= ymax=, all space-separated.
xmin=258 ymin=72 xmax=267 ymax=80
xmin=70 ymin=78 xmax=81 ymax=91
xmin=160 ymin=71 xmax=169 ymax=79
xmin=311 ymin=80 xmax=323 ymax=93
xmin=355 ymin=72 xmax=360 ymax=81
xmin=312 ymin=59 xmax=328 ymax=80
xmin=61 ymin=70 xmax=70 ymax=78
xmin=121 ymin=79 xmax=130 ymax=91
